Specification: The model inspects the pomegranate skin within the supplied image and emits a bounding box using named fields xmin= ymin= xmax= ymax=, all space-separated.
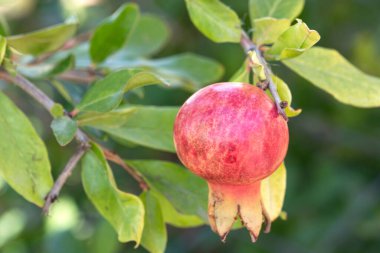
xmin=173 ymin=82 xmax=289 ymax=242
xmin=174 ymin=82 xmax=288 ymax=184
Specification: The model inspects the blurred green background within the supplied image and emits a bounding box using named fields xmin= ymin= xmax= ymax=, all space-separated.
xmin=1 ymin=0 xmax=380 ymax=252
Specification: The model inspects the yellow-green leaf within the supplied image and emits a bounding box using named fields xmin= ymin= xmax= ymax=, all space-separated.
xmin=0 ymin=91 xmax=53 ymax=206
xmin=261 ymin=163 xmax=287 ymax=221
xmin=0 ymin=36 xmax=6 ymax=64
xmin=249 ymin=0 xmax=304 ymax=25
xmin=7 ymin=20 xmax=77 ymax=56
xmin=185 ymin=0 xmax=242 ymax=43
xmin=284 ymin=47 xmax=380 ymax=107
xmin=267 ymin=20 xmax=320 ymax=60
xmin=253 ymin=17 xmax=291 ymax=45
xmin=82 ymin=143 xmax=144 ymax=245
xmin=270 ymin=75 xmax=302 ymax=117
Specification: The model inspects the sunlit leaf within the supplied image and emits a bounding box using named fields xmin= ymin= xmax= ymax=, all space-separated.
xmin=249 ymin=0 xmax=304 ymax=24
xmin=0 ymin=91 xmax=53 ymax=206
xmin=267 ymin=20 xmax=320 ymax=60
xmin=140 ymin=191 xmax=167 ymax=253
xmin=253 ymin=18 xmax=291 ymax=45
xmin=185 ymin=0 xmax=242 ymax=43
xmin=270 ymin=75 xmax=302 ymax=117
xmin=127 ymin=160 xmax=208 ymax=222
xmin=90 ymin=3 xmax=140 ymax=63
xmin=0 ymin=36 xmax=6 ymax=64
xmin=248 ymin=50 xmax=266 ymax=81
xmin=82 ymin=143 xmax=144 ymax=244
xmin=7 ymin=20 xmax=77 ymax=56
xmin=261 ymin=163 xmax=287 ymax=221
xmin=284 ymin=47 xmax=380 ymax=107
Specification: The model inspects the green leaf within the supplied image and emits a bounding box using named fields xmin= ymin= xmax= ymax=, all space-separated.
xmin=123 ymin=14 xmax=170 ymax=58
xmin=45 ymin=54 xmax=75 ymax=77
xmin=152 ymin=190 xmax=204 ymax=228
xmin=89 ymin=221 xmax=120 ymax=253
xmin=0 ymin=36 xmax=6 ymax=64
xmin=267 ymin=20 xmax=320 ymax=60
xmin=185 ymin=0 xmax=242 ymax=43
xmin=284 ymin=47 xmax=380 ymax=107
xmin=229 ymin=61 xmax=249 ymax=83
xmin=0 ymin=16 xmax=10 ymax=36
xmin=76 ymin=106 xmax=136 ymax=126
xmin=82 ymin=143 xmax=144 ymax=244
xmin=51 ymin=116 xmax=77 ymax=146
xmin=0 ymin=91 xmax=53 ymax=206
xmin=50 ymin=80 xmax=85 ymax=106
xmin=17 ymin=54 xmax=75 ymax=79
xmin=90 ymin=3 xmax=140 ymax=63
xmin=78 ymin=106 xmax=178 ymax=152
xmin=261 ymin=163 xmax=286 ymax=221
xmin=140 ymin=191 xmax=167 ymax=253
xmin=105 ymin=53 xmax=224 ymax=91
xmin=77 ymin=70 xmax=168 ymax=113
xmin=249 ymin=0 xmax=304 ymax=23
xmin=253 ymin=18 xmax=291 ymax=45
xmin=127 ymin=160 xmax=208 ymax=221
xmin=6 ymin=20 xmax=77 ymax=56
xmin=270 ymin=75 xmax=301 ymax=117
xmin=143 ymin=53 xmax=224 ymax=91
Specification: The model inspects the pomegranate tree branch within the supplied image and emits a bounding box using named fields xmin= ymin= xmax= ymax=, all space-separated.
xmin=58 ymin=67 xmax=105 ymax=84
xmin=0 ymin=70 xmax=55 ymax=111
xmin=102 ymin=148 xmax=149 ymax=191
xmin=240 ymin=31 xmax=288 ymax=121
xmin=42 ymin=144 xmax=88 ymax=214
xmin=0 ymin=69 xmax=88 ymax=144
xmin=0 ymin=68 xmax=147 ymax=214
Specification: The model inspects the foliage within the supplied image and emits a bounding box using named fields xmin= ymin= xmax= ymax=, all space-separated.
xmin=0 ymin=0 xmax=379 ymax=252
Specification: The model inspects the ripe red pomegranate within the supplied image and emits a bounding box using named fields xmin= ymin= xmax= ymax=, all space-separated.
xmin=173 ymin=82 xmax=289 ymax=242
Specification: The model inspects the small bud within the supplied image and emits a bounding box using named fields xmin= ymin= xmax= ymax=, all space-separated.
xmin=280 ymin=101 xmax=288 ymax=109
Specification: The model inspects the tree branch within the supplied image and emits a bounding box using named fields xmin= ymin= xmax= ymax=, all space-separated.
xmin=0 ymin=70 xmax=55 ymax=111
xmin=42 ymin=144 xmax=89 ymax=214
xmin=102 ymin=148 xmax=149 ymax=191
xmin=58 ymin=68 xmax=103 ymax=84
xmin=0 ymin=68 xmax=148 ymax=214
xmin=240 ymin=31 xmax=288 ymax=121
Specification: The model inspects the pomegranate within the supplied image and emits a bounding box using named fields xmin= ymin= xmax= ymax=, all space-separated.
xmin=173 ymin=82 xmax=289 ymax=242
